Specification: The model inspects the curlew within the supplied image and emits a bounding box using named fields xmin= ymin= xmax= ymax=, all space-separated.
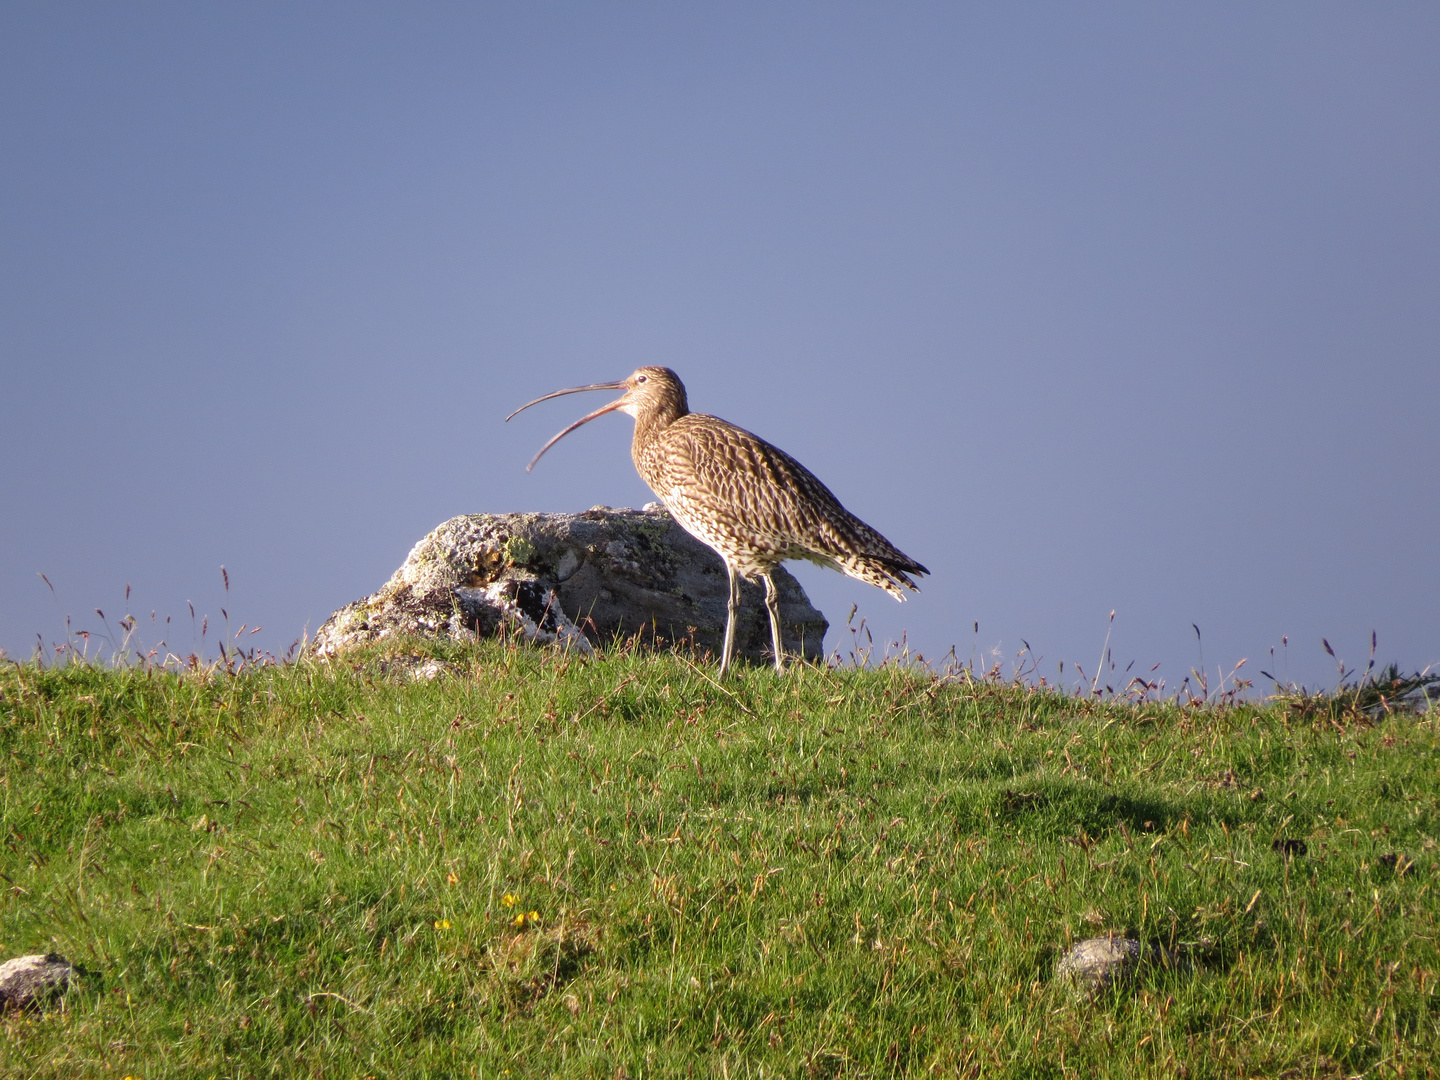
xmin=506 ymin=367 xmax=928 ymax=675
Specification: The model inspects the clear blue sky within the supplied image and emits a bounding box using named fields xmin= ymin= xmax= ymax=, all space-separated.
xmin=3 ymin=4 xmax=1436 ymax=693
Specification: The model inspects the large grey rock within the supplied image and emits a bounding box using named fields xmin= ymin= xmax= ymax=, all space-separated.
xmin=0 ymin=953 xmax=74 ymax=1011
xmin=312 ymin=506 xmax=828 ymax=665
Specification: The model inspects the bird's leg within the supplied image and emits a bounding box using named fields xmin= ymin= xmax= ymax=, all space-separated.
xmin=719 ymin=564 xmax=741 ymax=677
xmin=763 ymin=572 xmax=785 ymax=673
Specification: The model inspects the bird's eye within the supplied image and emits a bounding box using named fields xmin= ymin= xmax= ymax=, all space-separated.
xmin=636 ymin=374 xmax=648 ymax=383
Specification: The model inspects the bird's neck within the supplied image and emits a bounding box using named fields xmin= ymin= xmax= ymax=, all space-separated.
xmin=630 ymin=401 xmax=688 ymax=457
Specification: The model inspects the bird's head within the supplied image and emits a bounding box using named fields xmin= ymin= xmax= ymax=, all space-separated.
xmin=506 ymin=366 xmax=689 ymax=471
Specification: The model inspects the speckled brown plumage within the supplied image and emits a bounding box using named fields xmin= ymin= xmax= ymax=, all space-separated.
xmin=508 ymin=366 xmax=928 ymax=674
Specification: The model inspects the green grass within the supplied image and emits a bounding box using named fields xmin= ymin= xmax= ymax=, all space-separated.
xmin=3 ymin=641 xmax=1439 ymax=1078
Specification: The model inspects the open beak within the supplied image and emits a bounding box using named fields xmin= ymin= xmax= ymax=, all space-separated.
xmin=505 ymin=380 xmax=630 ymax=472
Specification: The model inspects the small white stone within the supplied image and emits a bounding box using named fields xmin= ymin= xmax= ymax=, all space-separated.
xmin=0 ymin=954 xmax=73 ymax=1011
xmin=1056 ymin=937 xmax=1144 ymax=997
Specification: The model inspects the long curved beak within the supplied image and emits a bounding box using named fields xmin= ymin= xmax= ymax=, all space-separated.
xmin=505 ymin=380 xmax=630 ymax=472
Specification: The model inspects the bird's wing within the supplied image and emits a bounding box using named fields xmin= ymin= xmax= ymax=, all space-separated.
xmin=649 ymin=415 xmax=927 ymax=575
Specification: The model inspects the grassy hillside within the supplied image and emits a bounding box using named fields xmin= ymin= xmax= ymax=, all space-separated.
xmin=2 ymin=641 xmax=1438 ymax=1078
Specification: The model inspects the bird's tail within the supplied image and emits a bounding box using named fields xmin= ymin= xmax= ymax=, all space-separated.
xmin=837 ymin=552 xmax=928 ymax=601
